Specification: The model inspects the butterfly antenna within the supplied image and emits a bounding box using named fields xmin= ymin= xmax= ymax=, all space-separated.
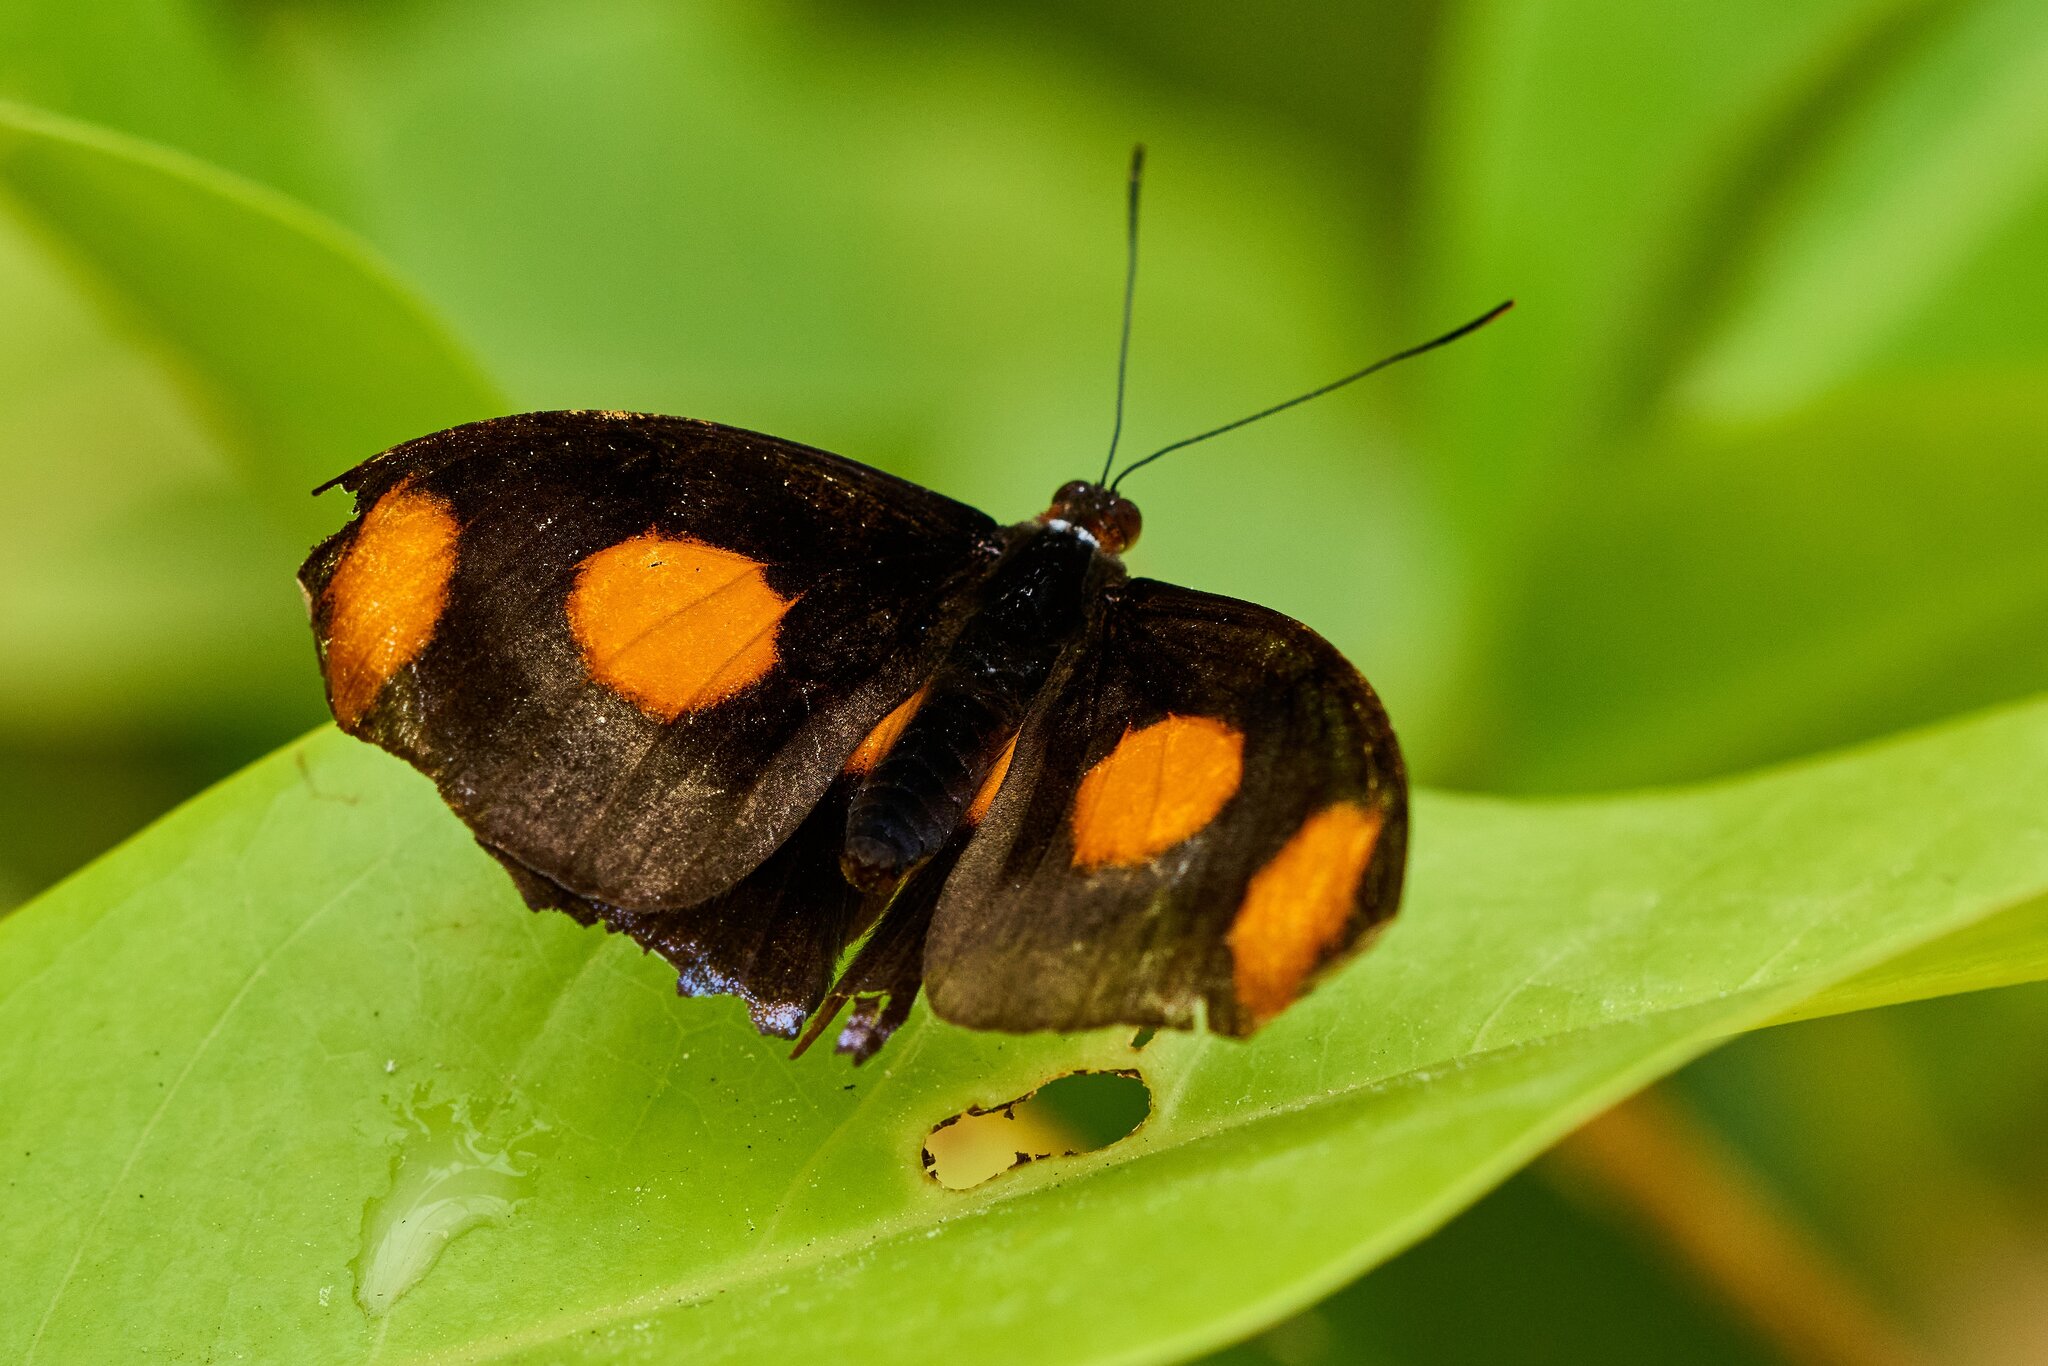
xmin=1098 ymin=144 xmax=1147 ymax=486
xmin=1109 ymin=299 xmax=1515 ymax=490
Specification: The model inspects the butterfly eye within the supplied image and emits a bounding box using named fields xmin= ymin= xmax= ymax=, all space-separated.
xmin=1103 ymin=496 xmax=1142 ymax=553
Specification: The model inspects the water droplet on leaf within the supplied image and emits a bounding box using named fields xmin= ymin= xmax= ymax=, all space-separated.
xmin=352 ymin=1093 xmax=549 ymax=1317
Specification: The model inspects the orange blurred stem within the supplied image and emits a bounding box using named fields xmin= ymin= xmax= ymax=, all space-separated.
xmin=1547 ymin=1088 xmax=1932 ymax=1366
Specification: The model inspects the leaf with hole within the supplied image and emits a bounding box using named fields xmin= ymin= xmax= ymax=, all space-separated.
xmin=6 ymin=692 xmax=2048 ymax=1363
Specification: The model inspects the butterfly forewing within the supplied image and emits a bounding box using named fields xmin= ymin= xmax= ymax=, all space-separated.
xmin=299 ymin=411 xmax=1002 ymax=912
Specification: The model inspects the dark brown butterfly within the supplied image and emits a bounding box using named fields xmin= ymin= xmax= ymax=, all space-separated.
xmin=296 ymin=149 xmax=1509 ymax=1061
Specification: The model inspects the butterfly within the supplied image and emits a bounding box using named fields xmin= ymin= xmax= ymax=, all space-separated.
xmin=297 ymin=148 xmax=1509 ymax=1061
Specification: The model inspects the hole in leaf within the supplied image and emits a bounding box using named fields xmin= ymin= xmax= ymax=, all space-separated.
xmin=922 ymin=1069 xmax=1150 ymax=1191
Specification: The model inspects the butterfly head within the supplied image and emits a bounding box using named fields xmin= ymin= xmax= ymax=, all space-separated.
xmin=1042 ymin=480 xmax=1142 ymax=555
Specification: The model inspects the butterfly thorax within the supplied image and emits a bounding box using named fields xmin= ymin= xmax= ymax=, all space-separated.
xmin=839 ymin=518 xmax=1122 ymax=890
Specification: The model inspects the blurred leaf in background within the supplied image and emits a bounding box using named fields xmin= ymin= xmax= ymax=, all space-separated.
xmin=0 ymin=98 xmax=500 ymax=906
xmin=1 ymin=0 xmax=2046 ymax=1361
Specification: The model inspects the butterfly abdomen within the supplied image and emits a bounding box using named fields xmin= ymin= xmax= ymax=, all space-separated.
xmin=841 ymin=524 xmax=1112 ymax=889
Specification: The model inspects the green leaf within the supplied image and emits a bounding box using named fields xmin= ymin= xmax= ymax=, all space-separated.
xmin=8 ymin=695 xmax=2048 ymax=1363
xmin=1202 ymin=1167 xmax=1783 ymax=1366
xmin=0 ymin=186 xmax=304 ymax=737
xmin=1413 ymin=0 xmax=1920 ymax=526
xmin=0 ymin=0 xmax=335 ymax=203
xmin=1469 ymin=375 xmax=2048 ymax=791
xmin=0 ymin=101 xmax=505 ymax=746
xmin=1774 ymin=893 xmax=2048 ymax=1026
xmin=1680 ymin=0 xmax=2048 ymax=419
xmin=0 ymin=101 xmax=503 ymax=543
xmin=1409 ymin=0 xmax=2048 ymax=800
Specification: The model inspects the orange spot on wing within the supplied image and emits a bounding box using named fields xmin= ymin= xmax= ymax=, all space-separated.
xmin=846 ymin=687 xmax=927 ymax=774
xmin=1069 ymin=715 xmax=1243 ymax=868
xmin=1228 ymin=802 xmax=1383 ymax=1023
xmin=321 ymin=483 xmax=460 ymax=727
xmin=967 ymin=734 xmax=1017 ymax=825
xmin=568 ymin=533 xmax=793 ymax=721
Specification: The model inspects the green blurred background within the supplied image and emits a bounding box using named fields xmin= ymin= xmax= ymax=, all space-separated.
xmin=2 ymin=0 xmax=2045 ymax=1361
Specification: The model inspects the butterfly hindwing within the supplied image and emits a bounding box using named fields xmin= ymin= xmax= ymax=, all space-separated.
xmin=299 ymin=410 xmax=1002 ymax=913
xmin=923 ymin=577 xmax=1407 ymax=1037
xmin=480 ymin=773 xmax=879 ymax=1040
